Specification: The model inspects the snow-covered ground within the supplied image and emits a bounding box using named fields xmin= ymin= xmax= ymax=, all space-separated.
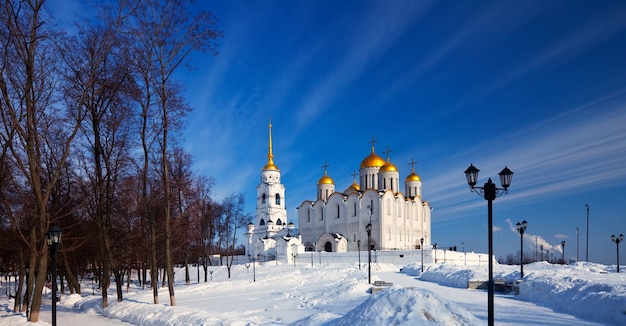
xmin=1 ymin=261 xmax=624 ymax=325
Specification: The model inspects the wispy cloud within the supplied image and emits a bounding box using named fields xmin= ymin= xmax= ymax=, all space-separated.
xmin=466 ymin=5 xmax=626 ymax=106
xmin=429 ymin=95 xmax=626 ymax=221
xmin=294 ymin=1 xmax=434 ymax=129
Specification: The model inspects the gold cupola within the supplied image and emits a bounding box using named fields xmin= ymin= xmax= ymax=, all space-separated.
xmin=262 ymin=119 xmax=280 ymax=171
xmin=405 ymin=158 xmax=421 ymax=182
xmin=317 ymin=161 xmax=334 ymax=185
xmin=344 ymin=171 xmax=360 ymax=192
xmin=379 ymin=158 xmax=398 ymax=173
xmin=360 ymin=135 xmax=385 ymax=169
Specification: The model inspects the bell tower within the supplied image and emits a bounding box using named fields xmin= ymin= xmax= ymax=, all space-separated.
xmin=255 ymin=119 xmax=287 ymax=239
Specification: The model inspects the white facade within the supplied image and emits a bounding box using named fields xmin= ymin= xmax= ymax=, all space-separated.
xmin=246 ymin=121 xmax=304 ymax=261
xmin=298 ymin=141 xmax=432 ymax=253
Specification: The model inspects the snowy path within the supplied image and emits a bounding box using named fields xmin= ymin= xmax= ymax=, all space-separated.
xmin=374 ymin=270 xmax=604 ymax=326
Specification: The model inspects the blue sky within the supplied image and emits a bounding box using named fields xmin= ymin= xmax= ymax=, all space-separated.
xmin=50 ymin=0 xmax=626 ymax=265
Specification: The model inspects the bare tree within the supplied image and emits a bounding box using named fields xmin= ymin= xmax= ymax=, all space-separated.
xmin=219 ymin=193 xmax=252 ymax=278
xmin=66 ymin=9 xmax=136 ymax=307
xmin=0 ymin=0 xmax=85 ymax=321
xmin=127 ymin=0 xmax=221 ymax=306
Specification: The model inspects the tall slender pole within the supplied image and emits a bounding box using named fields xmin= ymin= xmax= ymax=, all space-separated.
xmin=576 ymin=227 xmax=579 ymax=262
xmin=487 ymin=195 xmax=494 ymax=326
xmin=51 ymin=243 xmax=58 ymax=326
xmin=585 ymin=204 xmax=589 ymax=261
xmin=617 ymin=240 xmax=621 ymax=273
xmin=516 ymin=221 xmax=527 ymax=277
xmin=357 ymin=240 xmax=361 ymax=270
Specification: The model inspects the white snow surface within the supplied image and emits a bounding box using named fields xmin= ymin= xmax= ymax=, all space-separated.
xmin=1 ymin=260 xmax=625 ymax=325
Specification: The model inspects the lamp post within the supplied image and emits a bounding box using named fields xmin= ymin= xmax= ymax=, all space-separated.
xmin=357 ymin=240 xmax=361 ymax=270
xmin=465 ymin=164 xmax=513 ymax=326
xmin=611 ymin=234 xmax=623 ymax=273
xmin=366 ymin=223 xmax=372 ymax=284
xmin=420 ymin=237 xmax=425 ymax=272
xmin=585 ymin=204 xmax=589 ymax=261
xmin=46 ymin=224 xmax=62 ymax=326
xmin=561 ymin=240 xmax=566 ymax=263
xmin=576 ymin=227 xmax=579 ymax=262
xmin=462 ymin=242 xmax=466 ymax=265
xmin=516 ymin=220 xmax=528 ymax=278
xmin=433 ymin=243 xmax=438 ymax=263
xmin=248 ymin=255 xmax=256 ymax=282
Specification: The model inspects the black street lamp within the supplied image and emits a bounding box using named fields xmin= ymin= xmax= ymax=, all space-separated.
xmin=465 ymin=164 xmax=513 ymax=326
xmin=45 ymin=224 xmax=62 ymax=326
xmin=420 ymin=237 xmax=425 ymax=272
xmin=561 ymin=240 xmax=566 ymax=263
xmin=611 ymin=234 xmax=623 ymax=273
xmin=433 ymin=243 xmax=438 ymax=263
xmin=516 ymin=220 xmax=528 ymax=278
xmin=366 ymin=223 xmax=372 ymax=284
xmin=357 ymin=240 xmax=361 ymax=270
xmin=585 ymin=204 xmax=589 ymax=261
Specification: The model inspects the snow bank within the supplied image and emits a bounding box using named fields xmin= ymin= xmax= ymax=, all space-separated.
xmin=401 ymin=260 xmax=626 ymax=325
xmin=328 ymin=286 xmax=482 ymax=325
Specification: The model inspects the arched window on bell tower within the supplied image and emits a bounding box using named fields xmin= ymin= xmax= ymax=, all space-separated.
xmin=261 ymin=193 xmax=266 ymax=203
xmin=275 ymin=193 xmax=280 ymax=205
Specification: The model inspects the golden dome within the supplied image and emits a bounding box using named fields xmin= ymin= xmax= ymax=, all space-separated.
xmin=360 ymin=152 xmax=385 ymax=169
xmin=379 ymin=159 xmax=398 ymax=173
xmin=318 ymin=173 xmax=334 ymax=185
xmin=345 ymin=180 xmax=360 ymax=192
xmin=405 ymin=172 xmax=421 ymax=182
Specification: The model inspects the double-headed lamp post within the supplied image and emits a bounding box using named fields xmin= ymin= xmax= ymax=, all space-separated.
xmin=516 ymin=220 xmax=528 ymax=278
xmin=561 ymin=241 xmax=566 ymax=263
xmin=611 ymin=234 xmax=624 ymax=273
xmin=420 ymin=238 xmax=425 ymax=272
xmin=46 ymin=224 xmax=62 ymax=326
xmin=366 ymin=223 xmax=372 ymax=284
xmin=465 ymin=164 xmax=513 ymax=326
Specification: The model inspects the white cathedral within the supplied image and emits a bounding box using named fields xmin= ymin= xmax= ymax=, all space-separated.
xmin=298 ymin=136 xmax=432 ymax=253
xmin=246 ymin=122 xmax=432 ymax=260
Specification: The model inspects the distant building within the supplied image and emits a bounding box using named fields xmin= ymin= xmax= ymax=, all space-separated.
xmin=297 ymin=136 xmax=432 ymax=253
xmin=245 ymin=121 xmax=303 ymax=262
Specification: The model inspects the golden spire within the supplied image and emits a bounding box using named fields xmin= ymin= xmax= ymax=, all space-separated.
xmin=262 ymin=118 xmax=279 ymax=171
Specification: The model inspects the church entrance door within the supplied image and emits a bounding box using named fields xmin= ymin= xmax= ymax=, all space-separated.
xmin=324 ymin=242 xmax=332 ymax=252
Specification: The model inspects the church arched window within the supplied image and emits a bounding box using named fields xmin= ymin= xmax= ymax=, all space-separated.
xmin=275 ymin=193 xmax=280 ymax=205
xmin=307 ymin=209 xmax=311 ymax=222
xmin=336 ymin=205 xmax=340 ymax=219
xmin=260 ymin=218 xmax=265 ymax=226
xmin=276 ymin=219 xmax=282 ymax=225
xmin=261 ymin=194 xmax=266 ymax=203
